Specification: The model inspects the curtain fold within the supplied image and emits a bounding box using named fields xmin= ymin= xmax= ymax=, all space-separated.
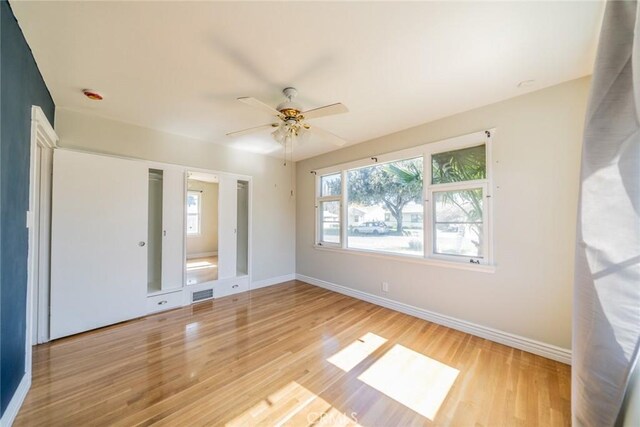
xmin=573 ymin=1 xmax=640 ymax=426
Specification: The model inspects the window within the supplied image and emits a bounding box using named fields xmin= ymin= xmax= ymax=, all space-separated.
xmin=347 ymin=157 xmax=424 ymax=256
xmin=320 ymin=173 xmax=341 ymax=197
xmin=428 ymin=143 xmax=488 ymax=262
xmin=316 ymin=173 xmax=342 ymax=246
xmin=433 ymin=188 xmax=484 ymax=257
xmin=187 ymin=191 xmax=201 ymax=235
xmin=314 ymin=130 xmax=492 ymax=267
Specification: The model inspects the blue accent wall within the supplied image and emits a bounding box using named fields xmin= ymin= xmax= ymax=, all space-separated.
xmin=0 ymin=0 xmax=55 ymax=415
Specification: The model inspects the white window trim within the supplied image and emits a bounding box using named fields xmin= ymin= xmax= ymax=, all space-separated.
xmin=186 ymin=190 xmax=202 ymax=236
xmin=315 ymin=173 xmax=343 ymax=247
xmin=313 ymin=129 xmax=495 ymax=271
xmin=427 ymin=182 xmax=489 ymax=264
xmin=313 ymin=244 xmax=496 ymax=273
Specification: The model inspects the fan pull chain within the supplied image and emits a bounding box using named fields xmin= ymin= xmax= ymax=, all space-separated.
xmin=290 ymin=136 xmax=295 ymax=197
xmin=283 ymin=133 xmax=290 ymax=166
xmin=290 ymin=152 xmax=295 ymax=198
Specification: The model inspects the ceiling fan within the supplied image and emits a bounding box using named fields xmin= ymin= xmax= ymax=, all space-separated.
xmin=226 ymin=87 xmax=349 ymax=149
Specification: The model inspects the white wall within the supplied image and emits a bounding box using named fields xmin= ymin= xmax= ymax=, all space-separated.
xmin=296 ymin=77 xmax=591 ymax=350
xmin=55 ymin=108 xmax=295 ymax=283
xmin=186 ymin=179 xmax=218 ymax=257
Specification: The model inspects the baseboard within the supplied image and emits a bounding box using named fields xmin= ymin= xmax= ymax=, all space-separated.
xmin=296 ymin=274 xmax=572 ymax=365
xmin=251 ymin=274 xmax=296 ymax=290
xmin=187 ymin=251 xmax=217 ymax=259
xmin=0 ymin=373 xmax=31 ymax=427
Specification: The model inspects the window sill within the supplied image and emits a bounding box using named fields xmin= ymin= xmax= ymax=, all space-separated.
xmin=313 ymin=244 xmax=496 ymax=273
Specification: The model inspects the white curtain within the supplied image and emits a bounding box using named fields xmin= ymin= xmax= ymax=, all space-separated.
xmin=573 ymin=1 xmax=640 ymax=426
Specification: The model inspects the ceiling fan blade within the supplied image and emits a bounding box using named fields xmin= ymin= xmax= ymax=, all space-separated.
xmin=307 ymin=125 xmax=347 ymax=147
xmin=237 ymin=97 xmax=281 ymax=116
xmin=302 ymin=103 xmax=348 ymax=120
xmin=226 ymin=123 xmax=278 ymax=137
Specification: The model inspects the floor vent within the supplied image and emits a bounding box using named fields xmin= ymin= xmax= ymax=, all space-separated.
xmin=192 ymin=288 xmax=214 ymax=302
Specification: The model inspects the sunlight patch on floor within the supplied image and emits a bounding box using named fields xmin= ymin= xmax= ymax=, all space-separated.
xmin=327 ymin=332 xmax=387 ymax=372
xmin=357 ymin=344 xmax=459 ymax=421
xmin=186 ymin=260 xmax=216 ymax=270
xmin=226 ymin=381 xmax=360 ymax=427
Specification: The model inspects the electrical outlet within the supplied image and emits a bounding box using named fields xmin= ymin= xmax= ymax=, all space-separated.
xmin=381 ymin=282 xmax=389 ymax=292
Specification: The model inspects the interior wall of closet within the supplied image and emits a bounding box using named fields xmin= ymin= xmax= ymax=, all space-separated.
xmin=237 ymin=181 xmax=249 ymax=276
xmin=147 ymin=169 xmax=163 ymax=293
xmin=48 ymin=149 xmax=251 ymax=340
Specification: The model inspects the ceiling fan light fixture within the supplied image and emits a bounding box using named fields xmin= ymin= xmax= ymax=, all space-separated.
xmin=272 ymin=125 xmax=287 ymax=143
xmin=229 ymin=86 xmax=348 ymax=157
xmin=297 ymin=126 xmax=311 ymax=144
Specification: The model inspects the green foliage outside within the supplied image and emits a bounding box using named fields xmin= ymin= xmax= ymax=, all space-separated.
xmin=431 ymin=144 xmax=486 ymax=251
xmin=347 ymin=157 xmax=423 ymax=233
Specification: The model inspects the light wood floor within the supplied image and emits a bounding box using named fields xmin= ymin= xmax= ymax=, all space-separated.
xmin=186 ymin=256 xmax=218 ymax=285
xmin=16 ymin=281 xmax=570 ymax=426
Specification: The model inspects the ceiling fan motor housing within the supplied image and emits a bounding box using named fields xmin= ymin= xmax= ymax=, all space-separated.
xmin=277 ymin=104 xmax=302 ymax=117
xmin=277 ymin=87 xmax=302 ymax=119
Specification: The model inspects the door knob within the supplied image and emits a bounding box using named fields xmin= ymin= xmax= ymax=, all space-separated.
xmin=138 ymin=241 xmax=146 ymax=247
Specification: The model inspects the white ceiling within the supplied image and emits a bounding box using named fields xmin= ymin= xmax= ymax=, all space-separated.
xmin=12 ymin=1 xmax=603 ymax=161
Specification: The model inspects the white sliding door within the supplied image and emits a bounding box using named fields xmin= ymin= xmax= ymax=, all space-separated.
xmin=161 ymin=168 xmax=184 ymax=290
xmin=50 ymin=150 xmax=148 ymax=339
xmin=217 ymin=174 xmax=237 ymax=279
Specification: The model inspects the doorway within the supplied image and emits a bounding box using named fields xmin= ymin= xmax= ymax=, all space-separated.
xmin=185 ymin=171 xmax=219 ymax=285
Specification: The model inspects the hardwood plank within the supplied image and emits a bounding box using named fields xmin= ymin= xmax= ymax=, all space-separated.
xmin=15 ymin=281 xmax=571 ymax=426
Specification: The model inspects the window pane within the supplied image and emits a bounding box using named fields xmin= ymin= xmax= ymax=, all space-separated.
xmin=433 ymin=188 xmax=483 ymax=257
xmin=187 ymin=193 xmax=199 ymax=214
xmin=321 ymin=173 xmax=341 ymax=197
xmin=347 ymin=157 xmax=424 ymax=256
xmin=431 ymin=144 xmax=486 ymax=184
xmin=320 ymin=200 xmax=340 ymax=244
xmin=187 ymin=214 xmax=199 ymax=234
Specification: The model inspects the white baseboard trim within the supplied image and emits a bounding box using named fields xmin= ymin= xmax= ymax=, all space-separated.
xmin=296 ymin=274 xmax=572 ymax=365
xmin=187 ymin=251 xmax=218 ymax=259
xmin=0 ymin=373 xmax=31 ymax=427
xmin=251 ymin=274 xmax=296 ymax=290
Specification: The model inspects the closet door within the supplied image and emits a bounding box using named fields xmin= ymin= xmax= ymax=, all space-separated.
xmin=50 ymin=150 xmax=148 ymax=339
xmin=161 ymin=168 xmax=184 ymax=290
xmin=217 ymin=175 xmax=237 ymax=279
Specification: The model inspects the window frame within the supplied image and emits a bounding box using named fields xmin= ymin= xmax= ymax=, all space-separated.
xmin=186 ymin=190 xmax=202 ymax=236
xmin=425 ymin=134 xmax=493 ymax=265
xmin=344 ymin=155 xmax=425 ymax=256
xmin=313 ymin=129 xmax=494 ymax=270
xmin=315 ymin=173 xmax=343 ymax=247
xmin=427 ymin=181 xmax=489 ymax=264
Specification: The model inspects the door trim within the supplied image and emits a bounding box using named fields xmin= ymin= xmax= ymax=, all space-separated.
xmin=27 ymin=105 xmax=57 ymax=355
